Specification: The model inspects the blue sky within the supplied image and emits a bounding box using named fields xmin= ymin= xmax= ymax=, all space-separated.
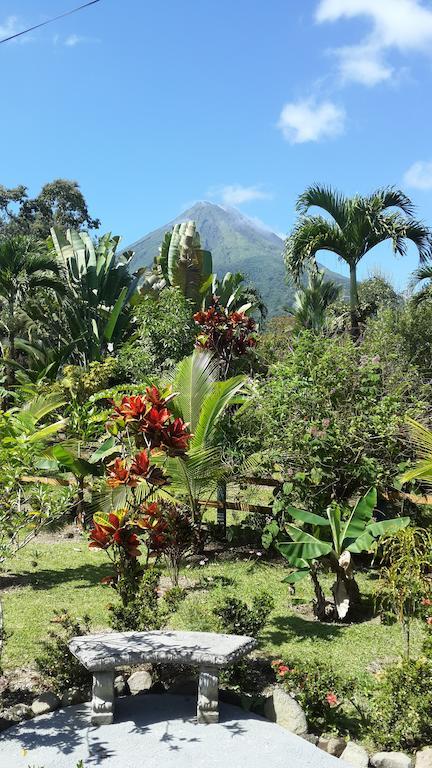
xmin=2 ymin=0 xmax=432 ymax=288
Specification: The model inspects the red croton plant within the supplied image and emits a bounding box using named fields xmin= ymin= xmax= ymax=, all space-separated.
xmin=193 ymin=299 xmax=257 ymax=378
xmin=88 ymin=386 xmax=192 ymax=601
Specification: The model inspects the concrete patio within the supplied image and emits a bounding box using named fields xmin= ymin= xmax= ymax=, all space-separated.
xmin=0 ymin=693 xmax=343 ymax=768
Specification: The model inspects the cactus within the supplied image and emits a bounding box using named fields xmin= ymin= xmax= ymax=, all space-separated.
xmin=154 ymin=221 xmax=212 ymax=310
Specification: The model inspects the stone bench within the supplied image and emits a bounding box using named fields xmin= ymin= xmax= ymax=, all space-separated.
xmin=69 ymin=629 xmax=256 ymax=726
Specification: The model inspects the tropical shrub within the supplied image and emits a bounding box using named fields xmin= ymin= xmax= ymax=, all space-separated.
xmin=35 ymin=611 xmax=92 ymax=694
xmin=214 ymin=592 xmax=274 ymax=637
xmin=235 ymin=331 xmax=425 ymax=510
xmin=108 ymin=566 xmax=167 ymax=632
xmin=273 ymin=658 xmax=354 ymax=734
xmin=117 ymin=288 xmax=195 ymax=382
xmin=375 ymin=527 xmax=432 ymax=657
xmin=368 ymin=657 xmax=432 ymax=751
xmin=263 ymin=488 xmax=409 ymax=621
xmin=193 ymin=300 xmax=257 ymax=378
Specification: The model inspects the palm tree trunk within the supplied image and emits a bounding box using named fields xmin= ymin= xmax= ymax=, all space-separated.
xmin=349 ymin=263 xmax=359 ymax=338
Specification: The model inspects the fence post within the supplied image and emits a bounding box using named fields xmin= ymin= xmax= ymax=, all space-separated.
xmin=216 ymin=480 xmax=227 ymax=533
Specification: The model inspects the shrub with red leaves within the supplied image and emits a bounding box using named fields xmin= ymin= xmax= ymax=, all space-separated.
xmin=193 ymin=299 xmax=257 ymax=375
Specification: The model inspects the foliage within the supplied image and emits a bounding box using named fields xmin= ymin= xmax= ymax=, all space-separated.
xmin=0 ymin=236 xmax=65 ymax=386
xmin=108 ymin=566 xmax=167 ymax=632
xmin=0 ymin=394 xmax=73 ymax=567
xmin=235 ymin=331 xmax=424 ymax=510
xmin=257 ymin=315 xmax=294 ymax=365
xmin=400 ymin=417 xmax=432 ymax=488
xmin=154 ymin=221 xmax=212 ymax=310
xmin=0 ymin=179 xmax=99 ymax=239
xmin=368 ymin=657 xmax=432 ymax=751
xmin=206 ymin=271 xmax=267 ymax=320
xmin=35 ymin=610 xmax=92 ymax=694
xmin=117 ymin=288 xmax=195 ymax=381
xmin=61 ymin=358 xmax=122 ymax=402
xmin=49 ymin=228 xmax=138 ymax=363
xmin=375 ymin=527 xmax=432 ymax=657
xmin=194 ymin=300 xmax=257 ymax=377
xmin=289 ymin=270 xmax=341 ymax=331
xmin=214 ymin=592 xmax=274 ymax=637
xmin=273 ymin=658 xmax=354 ymax=734
xmin=285 ymin=185 xmax=432 ymax=334
xmin=264 ymin=488 xmax=409 ymax=621
xmin=329 ymin=275 xmax=402 ymax=332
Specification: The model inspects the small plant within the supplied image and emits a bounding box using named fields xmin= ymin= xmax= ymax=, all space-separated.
xmin=368 ymin=656 xmax=432 ymax=751
xmin=273 ymin=658 xmax=355 ymax=734
xmin=163 ymin=585 xmax=187 ymax=611
xmin=214 ymin=592 xmax=274 ymax=637
xmin=35 ymin=611 xmax=92 ymax=695
xmin=375 ymin=526 xmax=432 ymax=657
xmin=108 ymin=566 xmax=166 ymax=632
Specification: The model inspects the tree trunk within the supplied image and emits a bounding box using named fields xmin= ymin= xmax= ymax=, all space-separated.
xmin=349 ymin=262 xmax=359 ymax=339
xmin=310 ymin=566 xmax=329 ymax=621
xmin=216 ymin=480 xmax=227 ymax=534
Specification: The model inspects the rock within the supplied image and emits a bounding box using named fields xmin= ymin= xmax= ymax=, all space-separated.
xmin=114 ymin=675 xmax=129 ymax=697
xmin=6 ymin=704 xmax=33 ymax=722
xmin=263 ymin=687 xmax=308 ymax=735
xmin=127 ymin=670 xmax=153 ymax=695
xmin=31 ymin=692 xmax=60 ymax=716
xmin=301 ymin=733 xmax=319 ymax=745
xmin=61 ymin=687 xmax=87 ymax=707
xmin=318 ymin=735 xmax=347 ymax=757
xmin=340 ymin=742 xmax=369 ymax=768
xmin=370 ymin=752 xmax=412 ymax=768
xmin=416 ymin=748 xmax=432 ymax=768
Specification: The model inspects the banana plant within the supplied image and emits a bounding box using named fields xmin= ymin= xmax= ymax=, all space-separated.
xmin=154 ymin=221 xmax=212 ymax=310
xmin=263 ymin=488 xmax=409 ymax=621
xmin=204 ymin=271 xmax=267 ymax=320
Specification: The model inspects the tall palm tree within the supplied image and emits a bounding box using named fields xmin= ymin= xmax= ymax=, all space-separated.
xmin=285 ymin=185 xmax=432 ymax=336
xmin=290 ymin=270 xmax=341 ymax=331
xmin=0 ymin=236 xmax=65 ymax=387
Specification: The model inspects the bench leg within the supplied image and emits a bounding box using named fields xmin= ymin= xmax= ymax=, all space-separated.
xmin=91 ymin=671 xmax=115 ymax=726
xmin=197 ymin=665 xmax=219 ymax=724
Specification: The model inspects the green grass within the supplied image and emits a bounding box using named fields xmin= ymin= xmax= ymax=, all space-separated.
xmin=1 ymin=539 xmax=423 ymax=679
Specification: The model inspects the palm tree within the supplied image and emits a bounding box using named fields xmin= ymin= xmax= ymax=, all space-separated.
xmin=410 ymin=263 xmax=432 ymax=305
xmin=289 ymin=270 xmax=341 ymax=331
xmin=285 ymin=185 xmax=432 ymax=336
xmin=0 ymin=236 xmax=65 ymax=387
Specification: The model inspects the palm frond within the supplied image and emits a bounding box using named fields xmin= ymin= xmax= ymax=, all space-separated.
xmin=193 ymin=375 xmax=248 ymax=449
xmin=371 ymin=186 xmax=416 ymax=217
xmin=284 ymin=216 xmax=346 ymax=283
xmin=172 ymin=351 xmax=219 ymax=431
xmin=296 ymin=184 xmax=349 ymax=228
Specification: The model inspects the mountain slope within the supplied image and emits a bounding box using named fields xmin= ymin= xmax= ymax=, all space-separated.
xmin=126 ymin=201 xmax=349 ymax=317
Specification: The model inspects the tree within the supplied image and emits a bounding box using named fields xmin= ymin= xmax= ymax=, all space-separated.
xmin=289 ymin=270 xmax=341 ymax=331
xmin=410 ymin=262 xmax=432 ymax=306
xmin=0 ymin=236 xmax=66 ymax=387
xmin=49 ymin=228 xmax=138 ymax=364
xmin=285 ymin=185 xmax=432 ymax=336
xmin=0 ymin=179 xmax=99 ymax=238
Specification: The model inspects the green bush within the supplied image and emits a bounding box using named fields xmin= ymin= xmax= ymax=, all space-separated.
xmin=117 ymin=288 xmax=195 ymax=382
xmin=273 ymin=658 xmax=355 ymax=734
xmin=368 ymin=657 xmax=432 ymax=751
xmin=35 ymin=611 xmax=92 ymax=694
xmin=109 ymin=567 xmax=167 ymax=632
xmin=214 ymin=592 xmax=274 ymax=637
xmin=235 ymin=331 xmax=426 ymax=510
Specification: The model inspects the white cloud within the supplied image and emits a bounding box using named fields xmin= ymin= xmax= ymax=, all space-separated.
xmin=210 ymin=184 xmax=272 ymax=206
xmin=0 ymin=15 xmax=33 ymax=43
xmin=316 ymin=0 xmax=432 ymax=85
xmin=277 ymin=98 xmax=346 ymax=143
xmin=64 ymin=34 xmax=100 ymax=47
xmin=404 ymin=160 xmax=432 ymax=190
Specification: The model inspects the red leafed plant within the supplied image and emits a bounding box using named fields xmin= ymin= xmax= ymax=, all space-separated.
xmin=88 ymin=385 xmax=193 ymax=605
xmin=193 ymin=299 xmax=257 ymax=377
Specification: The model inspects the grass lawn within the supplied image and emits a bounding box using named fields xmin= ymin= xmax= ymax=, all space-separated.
xmin=1 ymin=538 xmax=423 ymax=679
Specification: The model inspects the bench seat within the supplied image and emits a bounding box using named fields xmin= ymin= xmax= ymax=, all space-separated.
xmin=69 ymin=630 xmax=256 ymax=725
